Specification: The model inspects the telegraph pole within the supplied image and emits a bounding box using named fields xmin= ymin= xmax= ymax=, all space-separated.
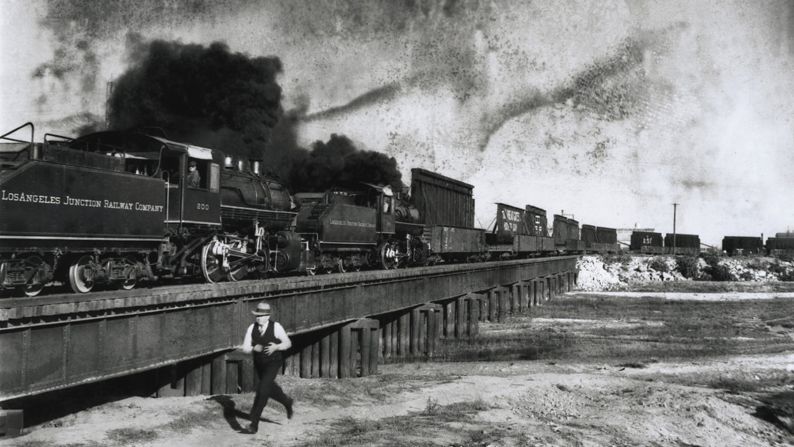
xmin=672 ymin=203 xmax=678 ymax=256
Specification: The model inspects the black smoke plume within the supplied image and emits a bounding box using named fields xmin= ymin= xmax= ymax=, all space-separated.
xmin=287 ymin=134 xmax=403 ymax=192
xmin=108 ymin=38 xmax=283 ymax=161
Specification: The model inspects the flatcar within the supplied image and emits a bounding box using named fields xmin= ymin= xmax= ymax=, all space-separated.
xmin=485 ymin=203 xmax=555 ymax=257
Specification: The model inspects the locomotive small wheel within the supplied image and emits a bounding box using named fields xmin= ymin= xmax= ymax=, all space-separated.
xmin=68 ymin=255 xmax=96 ymax=293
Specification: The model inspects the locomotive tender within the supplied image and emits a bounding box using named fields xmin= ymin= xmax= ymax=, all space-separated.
xmin=0 ymin=123 xmax=309 ymax=296
xmin=1 ymin=123 xmax=617 ymax=297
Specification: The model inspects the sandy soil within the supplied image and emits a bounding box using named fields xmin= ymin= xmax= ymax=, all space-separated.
xmin=4 ymin=290 xmax=794 ymax=447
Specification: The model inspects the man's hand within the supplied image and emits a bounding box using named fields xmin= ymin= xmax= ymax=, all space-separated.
xmin=253 ymin=344 xmax=264 ymax=353
xmin=264 ymin=342 xmax=280 ymax=355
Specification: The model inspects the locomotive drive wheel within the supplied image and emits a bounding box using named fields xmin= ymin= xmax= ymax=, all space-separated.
xmin=227 ymin=263 xmax=247 ymax=282
xmin=201 ymin=241 xmax=227 ymax=284
xmin=378 ymin=242 xmax=398 ymax=270
xmin=68 ymin=255 xmax=96 ymax=293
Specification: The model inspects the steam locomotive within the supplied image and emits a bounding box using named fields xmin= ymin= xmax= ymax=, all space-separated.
xmin=0 ymin=123 xmax=614 ymax=297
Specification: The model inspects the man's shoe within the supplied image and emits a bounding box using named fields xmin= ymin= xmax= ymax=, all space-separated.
xmin=242 ymin=423 xmax=258 ymax=434
xmin=285 ymin=398 xmax=294 ymax=420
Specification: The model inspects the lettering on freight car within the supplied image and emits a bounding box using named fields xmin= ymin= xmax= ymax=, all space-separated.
xmin=0 ymin=189 xmax=163 ymax=212
xmin=196 ymin=202 xmax=209 ymax=211
xmin=500 ymin=208 xmax=522 ymax=232
xmin=329 ymin=219 xmax=375 ymax=228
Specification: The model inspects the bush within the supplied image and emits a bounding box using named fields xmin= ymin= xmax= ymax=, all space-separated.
xmin=779 ymin=269 xmax=794 ymax=282
xmin=676 ymin=256 xmax=699 ymax=279
xmin=701 ymin=252 xmax=721 ymax=268
xmin=649 ymin=257 xmax=670 ymax=273
xmin=706 ymin=264 xmax=735 ymax=281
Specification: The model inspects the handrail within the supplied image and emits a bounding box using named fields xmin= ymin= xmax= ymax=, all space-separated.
xmin=1 ymin=122 xmax=34 ymax=144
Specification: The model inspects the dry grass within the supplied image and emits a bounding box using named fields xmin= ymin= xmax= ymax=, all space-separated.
xmin=296 ymin=398 xmax=501 ymax=447
xmin=437 ymin=294 xmax=794 ymax=364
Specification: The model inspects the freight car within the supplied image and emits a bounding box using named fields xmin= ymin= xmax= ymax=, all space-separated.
xmin=767 ymin=236 xmax=794 ymax=257
xmin=553 ymin=215 xmax=584 ymax=252
xmin=0 ymin=123 xmax=312 ymax=296
xmin=485 ymin=203 xmax=555 ymax=257
xmin=581 ymin=225 xmax=619 ymax=253
xmin=722 ymin=236 xmax=763 ymax=255
xmin=630 ymin=231 xmax=664 ymax=254
xmin=664 ymin=233 xmax=700 ymax=256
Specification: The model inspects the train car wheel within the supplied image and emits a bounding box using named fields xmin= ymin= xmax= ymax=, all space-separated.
xmin=119 ymin=258 xmax=138 ymax=290
xmin=68 ymin=255 xmax=95 ymax=293
xmin=200 ymin=241 xmax=226 ymax=284
xmin=22 ymin=256 xmax=47 ymax=297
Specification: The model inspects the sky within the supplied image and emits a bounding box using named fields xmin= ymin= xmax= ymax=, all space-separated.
xmin=2 ymin=0 xmax=793 ymax=246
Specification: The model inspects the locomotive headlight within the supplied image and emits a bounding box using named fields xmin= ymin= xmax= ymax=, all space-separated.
xmin=224 ymin=156 xmax=233 ymax=169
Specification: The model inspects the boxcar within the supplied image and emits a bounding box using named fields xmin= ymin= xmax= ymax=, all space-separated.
xmin=664 ymin=233 xmax=700 ymax=255
xmin=630 ymin=231 xmax=664 ymax=254
xmin=722 ymin=236 xmax=763 ymax=255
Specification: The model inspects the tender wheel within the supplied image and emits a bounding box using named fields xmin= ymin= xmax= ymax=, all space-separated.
xmin=68 ymin=255 xmax=96 ymax=293
xmin=201 ymin=240 xmax=226 ymax=284
xmin=22 ymin=256 xmax=48 ymax=297
xmin=119 ymin=258 xmax=139 ymax=290
xmin=378 ymin=243 xmax=398 ymax=270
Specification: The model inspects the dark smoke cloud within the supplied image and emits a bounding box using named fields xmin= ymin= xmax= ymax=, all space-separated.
xmin=108 ymin=38 xmax=283 ymax=161
xmin=287 ymin=134 xmax=403 ymax=192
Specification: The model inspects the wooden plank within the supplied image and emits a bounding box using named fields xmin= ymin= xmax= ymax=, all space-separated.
xmin=382 ymin=322 xmax=391 ymax=361
xmin=399 ymin=313 xmax=410 ymax=357
xmin=321 ymin=334 xmax=331 ymax=378
xmin=311 ymin=341 xmax=320 ymax=378
xmin=201 ymin=361 xmax=212 ymax=395
xmin=226 ymin=361 xmax=239 ymax=394
xmin=240 ymin=358 xmax=254 ymax=392
xmin=369 ymin=328 xmax=379 ymax=375
xmin=211 ymin=354 xmax=226 ymax=395
xmin=359 ymin=328 xmax=370 ymax=377
xmin=426 ymin=309 xmax=436 ymax=358
xmin=300 ymin=345 xmax=311 ymax=378
xmin=185 ymin=363 xmax=203 ymax=396
xmin=330 ymin=329 xmax=339 ymax=378
xmin=410 ymin=308 xmax=421 ymax=356
xmin=339 ymin=325 xmax=351 ymax=378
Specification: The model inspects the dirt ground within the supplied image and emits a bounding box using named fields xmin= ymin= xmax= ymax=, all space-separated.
xmin=4 ymin=285 xmax=794 ymax=447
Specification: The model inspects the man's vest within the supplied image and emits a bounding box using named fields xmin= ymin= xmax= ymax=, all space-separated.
xmin=252 ymin=320 xmax=283 ymax=365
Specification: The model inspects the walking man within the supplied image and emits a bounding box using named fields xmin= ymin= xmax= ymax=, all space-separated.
xmin=240 ymin=301 xmax=294 ymax=434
